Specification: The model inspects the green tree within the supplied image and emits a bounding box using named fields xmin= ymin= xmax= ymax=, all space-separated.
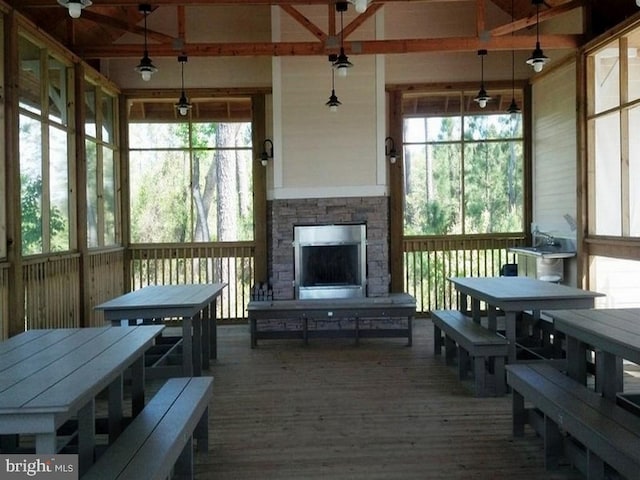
xmin=21 ymin=175 xmax=66 ymax=255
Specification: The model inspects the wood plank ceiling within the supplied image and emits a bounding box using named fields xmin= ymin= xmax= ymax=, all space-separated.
xmin=11 ymin=0 xmax=605 ymax=63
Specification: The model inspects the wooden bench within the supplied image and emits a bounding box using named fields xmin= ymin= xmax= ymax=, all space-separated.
xmin=83 ymin=376 xmax=213 ymax=480
xmin=506 ymin=362 xmax=640 ymax=479
xmin=431 ymin=309 xmax=508 ymax=397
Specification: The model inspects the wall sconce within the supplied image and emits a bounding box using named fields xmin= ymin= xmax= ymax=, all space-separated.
xmin=58 ymin=0 xmax=92 ymax=18
xmin=385 ymin=136 xmax=398 ymax=164
xmin=260 ymin=139 xmax=273 ymax=166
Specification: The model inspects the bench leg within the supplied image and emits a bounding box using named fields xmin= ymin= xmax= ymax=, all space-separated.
xmin=458 ymin=347 xmax=470 ymax=380
xmin=473 ymin=356 xmax=486 ymax=397
xmin=586 ymin=450 xmax=605 ymax=480
xmin=250 ymin=318 xmax=257 ymax=348
xmin=543 ymin=414 xmax=563 ymax=470
xmin=493 ymin=356 xmax=506 ymax=396
xmin=433 ymin=324 xmax=442 ymax=355
xmin=195 ymin=406 xmax=209 ymax=452
xmin=445 ymin=336 xmax=456 ymax=365
xmin=174 ymin=436 xmax=194 ymax=479
xmin=512 ymin=389 xmax=525 ymax=437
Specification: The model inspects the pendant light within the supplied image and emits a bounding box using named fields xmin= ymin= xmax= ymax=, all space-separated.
xmin=326 ymin=55 xmax=342 ymax=112
xmin=175 ymin=55 xmax=192 ymax=116
xmin=333 ymin=1 xmax=353 ymax=77
xmin=135 ymin=4 xmax=157 ymax=82
xmin=57 ymin=0 xmax=92 ymax=18
xmin=474 ymin=49 xmax=491 ymax=109
xmin=526 ymin=0 xmax=549 ymax=73
xmin=507 ymin=0 xmax=520 ymax=115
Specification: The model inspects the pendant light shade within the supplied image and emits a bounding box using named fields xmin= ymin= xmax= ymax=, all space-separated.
xmin=474 ymin=49 xmax=491 ymax=109
xmin=326 ymin=55 xmax=342 ymax=112
xmin=175 ymin=55 xmax=192 ymax=116
xmin=526 ymin=0 xmax=549 ymax=73
xmin=58 ymin=0 xmax=92 ymax=18
xmin=135 ymin=4 xmax=157 ymax=82
xmin=333 ymin=2 xmax=353 ymax=77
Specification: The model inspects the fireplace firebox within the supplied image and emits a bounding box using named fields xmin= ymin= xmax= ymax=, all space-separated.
xmin=293 ymin=224 xmax=367 ymax=299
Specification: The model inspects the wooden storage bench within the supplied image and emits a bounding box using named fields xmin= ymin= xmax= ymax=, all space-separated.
xmin=247 ymin=294 xmax=416 ymax=347
xmin=431 ymin=309 xmax=508 ymax=397
xmin=506 ymin=363 xmax=640 ymax=479
xmin=82 ymin=376 xmax=213 ymax=480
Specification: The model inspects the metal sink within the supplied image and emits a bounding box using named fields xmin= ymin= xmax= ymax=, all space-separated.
xmin=508 ymin=246 xmax=576 ymax=259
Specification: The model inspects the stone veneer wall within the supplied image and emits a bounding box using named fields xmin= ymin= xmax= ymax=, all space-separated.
xmin=267 ymin=196 xmax=390 ymax=300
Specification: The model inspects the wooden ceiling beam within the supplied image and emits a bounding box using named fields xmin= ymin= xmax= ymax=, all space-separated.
xmin=20 ymin=0 xmax=465 ymax=6
xmin=280 ymin=4 xmax=328 ymax=42
xmin=79 ymin=10 xmax=176 ymax=43
xmin=490 ymin=0 xmax=584 ymax=36
xmin=77 ymin=33 xmax=582 ymax=58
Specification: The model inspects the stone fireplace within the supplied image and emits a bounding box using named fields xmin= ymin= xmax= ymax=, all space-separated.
xmin=268 ymin=196 xmax=390 ymax=300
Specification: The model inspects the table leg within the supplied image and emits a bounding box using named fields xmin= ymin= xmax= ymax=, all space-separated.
xmin=471 ymin=298 xmax=481 ymax=323
xmin=566 ymin=336 xmax=588 ymax=385
xmin=108 ymin=374 xmax=123 ymax=443
xmin=407 ymin=316 xmax=413 ymax=346
xmin=201 ymin=308 xmax=210 ymax=370
xmin=459 ymin=292 xmax=468 ymax=315
xmin=505 ymin=311 xmax=517 ymax=364
xmin=130 ymin=356 xmax=145 ymax=416
xmin=35 ymin=432 xmax=57 ymax=453
xmin=596 ymin=350 xmax=623 ymax=401
xmin=210 ymin=300 xmax=218 ymax=359
xmin=487 ymin=305 xmax=497 ymax=331
xmin=182 ymin=317 xmax=194 ymax=377
xmin=77 ymin=399 xmax=96 ymax=476
xmin=192 ymin=316 xmax=203 ymax=377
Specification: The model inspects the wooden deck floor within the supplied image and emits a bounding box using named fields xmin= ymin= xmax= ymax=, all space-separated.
xmin=194 ymin=319 xmax=585 ymax=479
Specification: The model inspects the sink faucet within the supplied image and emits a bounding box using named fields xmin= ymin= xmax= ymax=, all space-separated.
xmin=533 ymin=228 xmax=559 ymax=247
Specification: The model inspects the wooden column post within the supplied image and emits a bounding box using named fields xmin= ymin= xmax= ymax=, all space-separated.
xmin=388 ymin=89 xmax=404 ymax=293
xmin=252 ymin=94 xmax=268 ymax=285
xmin=4 ymin=11 xmax=24 ymax=336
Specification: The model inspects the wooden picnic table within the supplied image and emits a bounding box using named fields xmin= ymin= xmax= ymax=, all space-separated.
xmin=551 ymin=308 xmax=640 ymax=401
xmin=448 ymin=276 xmax=604 ymax=363
xmin=95 ymin=283 xmax=226 ymax=377
xmin=0 ymin=325 xmax=163 ymax=475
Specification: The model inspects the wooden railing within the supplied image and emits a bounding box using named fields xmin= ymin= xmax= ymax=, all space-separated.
xmin=23 ymin=253 xmax=81 ymax=329
xmin=128 ymin=242 xmax=255 ymax=322
xmin=87 ymin=248 xmax=126 ymax=326
xmin=4 ymin=235 xmax=523 ymax=335
xmin=403 ymin=234 xmax=525 ymax=315
xmin=0 ymin=263 xmax=8 ymax=340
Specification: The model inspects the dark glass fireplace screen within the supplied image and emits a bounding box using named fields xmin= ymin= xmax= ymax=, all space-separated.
xmin=300 ymin=245 xmax=360 ymax=287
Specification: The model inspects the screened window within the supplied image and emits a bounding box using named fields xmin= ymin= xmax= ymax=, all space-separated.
xmin=18 ymin=34 xmax=72 ymax=255
xmin=128 ymin=98 xmax=254 ymax=243
xmin=588 ymin=34 xmax=640 ymax=237
xmin=402 ymin=90 xmax=524 ymax=236
xmin=85 ymin=79 xmax=119 ymax=248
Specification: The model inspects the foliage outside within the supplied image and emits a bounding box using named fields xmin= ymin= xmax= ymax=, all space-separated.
xmin=403 ymin=112 xmax=524 ymax=311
